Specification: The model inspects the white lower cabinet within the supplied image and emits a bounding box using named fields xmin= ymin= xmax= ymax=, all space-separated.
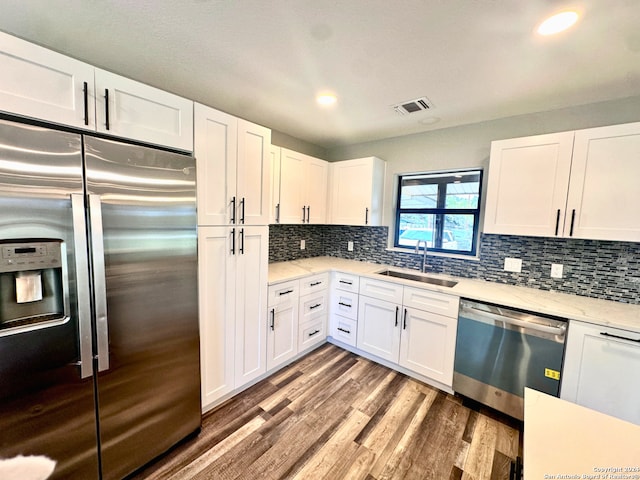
xmin=267 ymin=281 xmax=299 ymax=370
xmin=329 ymin=272 xmax=360 ymax=347
xmin=561 ymin=321 xmax=640 ymax=425
xmin=355 ymin=278 xmax=459 ymax=388
xmin=198 ymin=226 xmax=268 ymax=410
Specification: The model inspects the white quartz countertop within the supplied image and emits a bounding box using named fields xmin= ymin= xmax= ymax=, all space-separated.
xmin=268 ymin=256 xmax=640 ymax=334
xmin=524 ymin=388 xmax=640 ymax=478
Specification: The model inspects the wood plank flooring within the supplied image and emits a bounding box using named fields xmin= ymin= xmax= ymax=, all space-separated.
xmin=129 ymin=344 xmax=522 ymax=480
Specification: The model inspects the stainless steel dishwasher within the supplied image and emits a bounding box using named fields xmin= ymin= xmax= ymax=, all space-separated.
xmin=453 ymin=299 xmax=568 ymax=420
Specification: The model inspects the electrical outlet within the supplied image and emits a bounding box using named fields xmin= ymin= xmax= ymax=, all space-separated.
xmin=347 ymin=241 xmax=354 ymax=251
xmin=551 ymin=263 xmax=563 ymax=278
xmin=504 ymin=257 xmax=522 ymax=273
xmin=300 ymin=239 xmax=305 ymax=250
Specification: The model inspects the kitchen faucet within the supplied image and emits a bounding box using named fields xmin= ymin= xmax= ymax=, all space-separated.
xmin=415 ymin=240 xmax=428 ymax=273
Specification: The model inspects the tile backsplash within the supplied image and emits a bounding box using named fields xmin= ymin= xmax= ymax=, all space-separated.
xmin=269 ymin=224 xmax=640 ymax=305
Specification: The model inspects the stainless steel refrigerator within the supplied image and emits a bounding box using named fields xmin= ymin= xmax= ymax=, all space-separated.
xmin=0 ymin=118 xmax=200 ymax=479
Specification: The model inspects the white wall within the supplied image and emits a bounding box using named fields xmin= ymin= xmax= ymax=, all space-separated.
xmin=325 ymin=95 xmax=640 ymax=230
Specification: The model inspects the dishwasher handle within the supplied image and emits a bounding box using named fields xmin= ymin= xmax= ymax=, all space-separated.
xmin=463 ymin=305 xmax=567 ymax=337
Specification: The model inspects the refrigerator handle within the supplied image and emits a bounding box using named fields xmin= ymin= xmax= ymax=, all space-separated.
xmin=89 ymin=194 xmax=110 ymax=373
xmin=71 ymin=194 xmax=94 ymax=379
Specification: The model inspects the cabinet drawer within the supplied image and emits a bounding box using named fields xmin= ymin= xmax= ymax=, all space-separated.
xmin=300 ymin=272 xmax=329 ymax=296
xmin=268 ymin=280 xmax=299 ymax=306
xmin=299 ymin=291 xmax=328 ymax=323
xmin=330 ymin=316 xmax=357 ymax=347
xmin=331 ymin=290 xmax=358 ymax=320
xmin=332 ymin=271 xmax=359 ymax=292
xmin=359 ymin=277 xmax=404 ymax=303
xmin=402 ymin=286 xmax=459 ymax=318
xmin=299 ymin=317 xmax=326 ymax=351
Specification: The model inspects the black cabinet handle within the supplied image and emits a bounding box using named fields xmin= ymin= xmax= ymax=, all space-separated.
xmin=302 ymin=206 xmax=306 ymax=223
xmin=339 ymin=280 xmax=353 ymax=285
xmin=240 ymin=197 xmax=245 ymax=224
xmin=278 ymin=289 xmax=294 ymax=296
xmin=275 ymin=203 xmax=280 ymax=223
xmin=337 ymin=327 xmax=351 ymax=334
xmin=308 ymin=329 xmax=321 ymax=337
xmin=306 ymin=206 xmax=310 ymax=223
xmin=104 ymin=88 xmax=110 ymax=130
xmin=338 ymin=302 xmax=352 ymax=308
xmin=600 ymin=331 xmax=640 ymax=343
xmin=365 ymin=207 xmax=369 ymax=225
xmin=309 ymin=303 xmax=322 ymax=310
xmin=403 ymin=308 xmax=408 ymax=330
xmin=83 ymin=82 xmax=89 ymax=126
xmin=230 ymin=196 xmax=236 ymax=224
xmin=270 ymin=308 xmax=275 ymax=331
xmin=239 ymin=228 xmax=244 ymax=255
xmin=310 ymin=281 xmax=322 ymax=287
xmin=555 ymin=209 xmax=560 ymax=236
xmin=569 ymin=209 xmax=576 ymax=236
xmin=230 ymin=228 xmax=235 ymax=255
xmin=395 ymin=306 xmax=399 ymax=327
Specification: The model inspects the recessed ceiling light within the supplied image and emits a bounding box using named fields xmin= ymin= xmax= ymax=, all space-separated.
xmin=537 ymin=11 xmax=579 ymax=36
xmin=316 ymin=93 xmax=337 ymax=106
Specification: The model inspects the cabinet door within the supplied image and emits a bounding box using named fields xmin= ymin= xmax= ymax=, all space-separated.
xmin=0 ymin=31 xmax=95 ymax=130
xmin=279 ymin=148 xmax=307 ymax=223
xmin=567 ymin=122 xmax=640 ymax=242
xmin=198 ymin=227 xmax=235 ymax=408
xmin=399 ymin=307 xmax=457 ymax=387
xmin=483 ymin=132 xmax=574 ymax=237
xmin=235 ymin=226 xmax=269 ymax=386
xmin=194 ymin=104 xmax=238 ymax=225
xmin=95 ymin=69 xmax=193 ymax=151
xmin=561 ymin=321 xmax=640 ymax=425
xmin=306 ymin=157 xmax=328 ymax=224
xmin=329 ymin=157 xmax=385 ymax=226
xmin=270 ymin=146 xmax=282 ymax=223
xmin=237 ymin=120 xmax=271 ymax=225
xmin=357 ymin=297 xmax=401 ymax=363
xmin=267 ymin=301 xmax=299 ymax=371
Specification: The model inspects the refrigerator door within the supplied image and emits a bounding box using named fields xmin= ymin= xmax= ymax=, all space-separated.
xmin=0 ymin=120 xmax=99 ymax=479
xmin=84 ymin=137 xmax=200 ymax=479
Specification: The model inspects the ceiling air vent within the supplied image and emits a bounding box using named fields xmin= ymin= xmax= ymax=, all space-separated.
xmin=393 ymin=96 xmax=434 ymax=115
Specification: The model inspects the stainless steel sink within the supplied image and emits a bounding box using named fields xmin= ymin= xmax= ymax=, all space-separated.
xmin=377 ymin=269 xmax=458 ymax=288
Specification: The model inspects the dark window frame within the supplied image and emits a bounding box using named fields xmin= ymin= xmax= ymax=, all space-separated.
xmin=394 ymin=169 xmax=483 ymax=256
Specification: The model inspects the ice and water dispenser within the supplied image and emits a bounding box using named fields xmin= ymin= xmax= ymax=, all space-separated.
xmin=0 ymin=240 xmax=68 ymax=334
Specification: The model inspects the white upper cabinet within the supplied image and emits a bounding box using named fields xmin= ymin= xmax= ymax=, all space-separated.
xmin=329 ymin=157 xmax=386 ymax=226
xmin=483 ymin=132 xmax=574 ymax=237
xmin=484 ymin=122 xmax=640 ymax=242
xmin=95 ymin=69 xmax=193 ymax=151
xmin=277 ymin=148 xmax=328 ymax=224
xmin=567 ymin=123 xmax=640 ymax=242
xmin=0 ymin=31 xmax=96 ymax=130
xmin=0 ymin=32 xmax=194 ymax=151
xmin=270 ymin=145 xmax=282 ymax=224
xmin=195 ymin=103 xmax=271 ymax=226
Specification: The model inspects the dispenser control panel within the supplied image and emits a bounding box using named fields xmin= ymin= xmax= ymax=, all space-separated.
xmin=0 ymin=241 xmax=63 ymax=273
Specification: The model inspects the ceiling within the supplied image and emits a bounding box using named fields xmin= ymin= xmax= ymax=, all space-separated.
xmin=1 ymin=1 xmax=640 ymax=149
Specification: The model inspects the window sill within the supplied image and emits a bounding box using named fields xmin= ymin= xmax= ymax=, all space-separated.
xmin=385 ymin=246 xmax=480 ymax=262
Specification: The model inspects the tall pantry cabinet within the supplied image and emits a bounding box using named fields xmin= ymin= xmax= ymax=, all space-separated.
xmin=195 ymin=103 xmax=271 ymax=411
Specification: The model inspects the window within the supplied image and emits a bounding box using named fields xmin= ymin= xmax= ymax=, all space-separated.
xmin=395 ymin=169 xmax=482 ymax=256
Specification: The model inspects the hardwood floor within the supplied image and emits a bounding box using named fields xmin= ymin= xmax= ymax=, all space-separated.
xmin=129 ymin=344 xmax=522 ymax=480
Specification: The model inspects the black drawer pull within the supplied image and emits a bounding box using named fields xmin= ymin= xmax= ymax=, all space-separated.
xmin=278 ymin=289 xmax=294 ymax=296
xmin=339 ymin=280 xmax=353 ymax=285
xmin=337 ymin=327 xmax=351 ymax=334
xmin=308 ymin=329 xmax=321 ymax=337
xmin=310 ymin=281 xmax=322 ymax=287
xmin=600 ymin=331 xmax=640 ymax=343
xmin=338 ymin=302 xmax=352 ymax=308
xmin=270 ymin=308 xmax=275 ymax=331
xmin=309 ymin=303 xmax=322 ymax=310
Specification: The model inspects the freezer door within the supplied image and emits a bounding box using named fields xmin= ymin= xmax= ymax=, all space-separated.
xmin=0 ymin=119 xmax=99 ymax=479
xmin=84 ymin=137 xmax=200 ymax=480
